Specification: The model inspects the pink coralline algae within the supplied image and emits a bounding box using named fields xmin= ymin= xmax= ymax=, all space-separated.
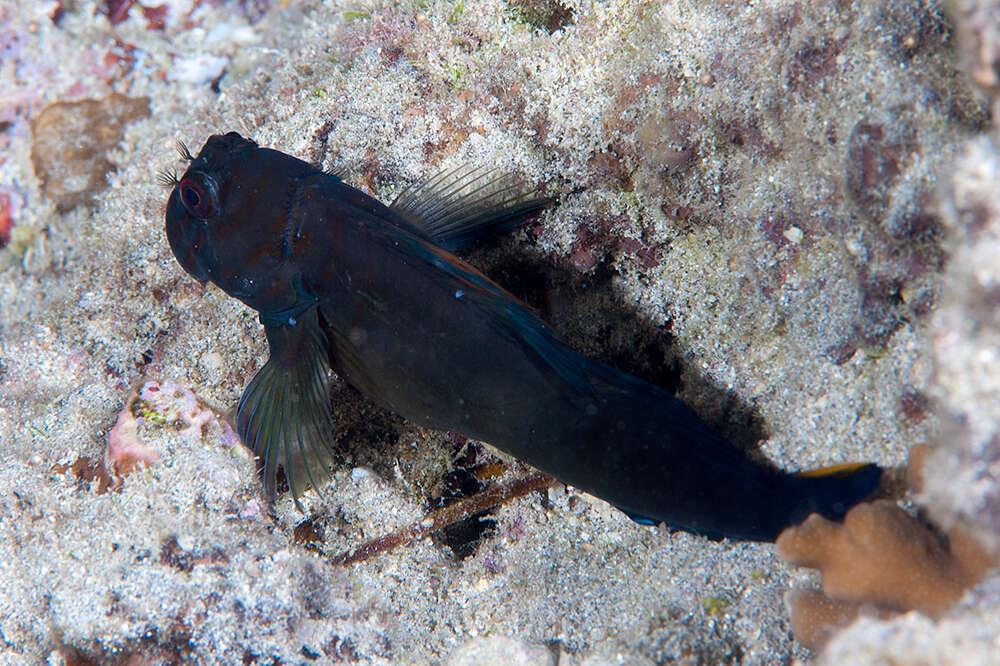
xmin=104 ymin=0 xmax=168 ymax=30
xmin=106 ymin=403 xmax=161 ymax=477
xmin=105 ymin=380 xmax=246 ymax=479
xmin=0 ymin=187 xmax=21 ymax=247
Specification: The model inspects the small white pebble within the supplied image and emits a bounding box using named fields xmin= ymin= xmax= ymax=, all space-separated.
xmin=351 ymin=466 xmax=373 ymax=480
xmin=199 ymin=351 xmax=223 ymax=373
xmin=783 ymin=226 xmax=803 ymax=244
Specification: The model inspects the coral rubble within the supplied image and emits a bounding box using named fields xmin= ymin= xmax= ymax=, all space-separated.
xmin=30 ymin=94 xmax=150 ymax=212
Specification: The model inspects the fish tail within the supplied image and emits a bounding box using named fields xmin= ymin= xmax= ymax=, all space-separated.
xmin=567 ymin=359 xmax=883 ymax=541
xmin=684 ymin=462 xmax=883 ymax=542
xmin=783 ymin=462 xmax=883 ymax=531
xmin=237 ymin=309 xmax=337 ymax=507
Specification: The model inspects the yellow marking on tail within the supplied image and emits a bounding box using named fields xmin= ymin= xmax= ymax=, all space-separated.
xmin=795 ymin=462 xmax=874 ymax=479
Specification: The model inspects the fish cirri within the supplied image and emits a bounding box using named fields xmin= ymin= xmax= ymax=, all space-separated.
xmin=164 ymin=132 xmax=880 ymax=541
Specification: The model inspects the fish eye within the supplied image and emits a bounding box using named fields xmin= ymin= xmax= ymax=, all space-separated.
xmin=178 ymin=175 xmax=215 ymax=218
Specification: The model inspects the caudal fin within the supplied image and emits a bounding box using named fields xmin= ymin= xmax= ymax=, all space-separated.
xmin=787 ymin=462 xmax=883 ymax=528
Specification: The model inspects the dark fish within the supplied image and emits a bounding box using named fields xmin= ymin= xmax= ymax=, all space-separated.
xmin=164 ymin=132 xmax=880 ymax=541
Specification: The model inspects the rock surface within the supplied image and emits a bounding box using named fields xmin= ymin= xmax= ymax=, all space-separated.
xmin=0 ymin=0 xmax=995 ymax=663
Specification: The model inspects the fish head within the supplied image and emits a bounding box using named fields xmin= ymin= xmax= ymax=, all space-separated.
xmin=164 ymin=132 xmax=319 ymax=311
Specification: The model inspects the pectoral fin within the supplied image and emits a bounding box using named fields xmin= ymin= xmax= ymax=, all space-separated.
xmin=237 ymin=308 xmax=337 ymax=508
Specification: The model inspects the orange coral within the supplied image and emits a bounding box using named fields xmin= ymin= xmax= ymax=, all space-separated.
xmin=779 ymin=501 xmax=978 ymax=613
xmin=782 ymin=588 xmax=894 ymax=650
xmin=777 ymin=498 xmax=997 ymax=651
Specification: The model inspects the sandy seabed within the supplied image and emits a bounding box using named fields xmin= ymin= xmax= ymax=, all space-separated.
xmin=1 ymin=1 xmax=998 ymax=663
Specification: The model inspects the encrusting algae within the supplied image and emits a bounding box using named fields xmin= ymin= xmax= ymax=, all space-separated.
xmin=30 ymin=94 xmax=150 ymax=212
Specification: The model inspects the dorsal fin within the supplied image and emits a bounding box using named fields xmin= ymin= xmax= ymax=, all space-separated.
xmin=323 ymin=165 xmax=347 ymax=180
xmin=389 ymin=165 xmax=558 ymax=251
